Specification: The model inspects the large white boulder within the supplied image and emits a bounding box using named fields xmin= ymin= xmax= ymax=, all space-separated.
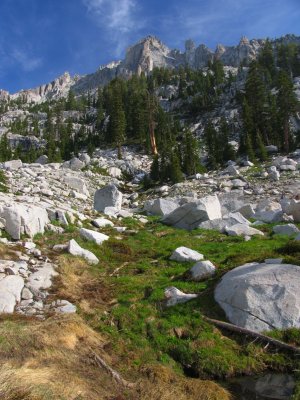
xmin=79 ymin=228 xmax=109 ymax=245
xmin=0 ymin=275 xmax=24 ymax=313
xmin=170 ymin=246 xmax=203 ymax=262
xmin=0 ymin=203 xmax=49 ymax=240
xmin=144 ymin=198 xmax=178 ymax=216
xmin=68 ymin=239 xmax=99 ymax=265
xmin=215 ymin=262 xmax=300 ymax=332
xmin=94 ymin=184 xmax=123 ymax=212
xmin=162 ymin=195 xmax=221 ymax=230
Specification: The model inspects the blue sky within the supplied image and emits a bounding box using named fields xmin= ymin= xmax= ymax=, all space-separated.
xmin=0 ymin=0 xmax=299 ymax=93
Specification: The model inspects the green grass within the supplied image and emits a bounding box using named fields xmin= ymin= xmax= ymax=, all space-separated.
xmin=0 ymin=170 xmax=8 ymax=193
xmin=34 ymin=216 xmax=300 ymax=383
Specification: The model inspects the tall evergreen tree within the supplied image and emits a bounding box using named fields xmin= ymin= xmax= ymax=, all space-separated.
xmin=276 ymin=70 xmax=298 ymax=152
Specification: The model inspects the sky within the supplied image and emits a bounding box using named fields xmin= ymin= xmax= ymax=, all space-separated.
xmin=0 ymin=0 xmax=299 ymax=93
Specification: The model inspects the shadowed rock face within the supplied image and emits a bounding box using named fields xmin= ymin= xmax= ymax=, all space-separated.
xmin=215 ymin=262 xmax=300 ymax=332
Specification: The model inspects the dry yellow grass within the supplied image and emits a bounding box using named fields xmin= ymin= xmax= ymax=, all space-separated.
xmin=0 ymin=314 xmax=121 ymax=400
xmin=137 ymin=365 xmax=232 ymax=400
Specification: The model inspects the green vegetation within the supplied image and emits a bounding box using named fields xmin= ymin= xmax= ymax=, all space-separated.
xmin=32 ymin=217 xmax=300 ymax=390
xmin=0 ymin=170 xmax=8 ymax=192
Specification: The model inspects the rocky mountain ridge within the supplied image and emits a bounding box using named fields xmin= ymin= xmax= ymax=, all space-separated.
xmin=2 ymin=34 xmax=300 ymax=103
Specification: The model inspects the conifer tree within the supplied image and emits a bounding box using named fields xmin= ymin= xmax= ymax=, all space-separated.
xmin=182 ymin=129 xmax=201 ymax=175
xmin=276 ymin=70 xmax=298 ymax=152
xmin=256 ymin=131 xmax=268 ymax=161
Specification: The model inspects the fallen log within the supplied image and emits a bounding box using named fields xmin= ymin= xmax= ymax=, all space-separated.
xmin=205 ymin=317 xmax=300 ymax=354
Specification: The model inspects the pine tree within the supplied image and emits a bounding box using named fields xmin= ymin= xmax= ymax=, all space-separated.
xmin=169 ymin=151 xmax=183 ymax=183
xmin=256 ymin=131 xmax=268 ymax=161
xmin=107 ymin=79 xmax=126 ymax=157
xmin=245 ymin=134 xmax=256 ymax=162
xmin=150 ymin=155 xmax=160 ymax=182
xmin=182 ymin=129 xmax=201 ymax=175
xmin=204 ymin=122 xmax=218 ymax=169
xmin=276 ymin=70 xmax=298 ymax=152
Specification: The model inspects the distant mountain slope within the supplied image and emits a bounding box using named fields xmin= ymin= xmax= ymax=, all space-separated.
xmin=1 ymin=34 xmax=300 ymax=102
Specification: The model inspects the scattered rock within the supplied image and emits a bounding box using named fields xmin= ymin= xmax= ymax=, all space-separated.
xmin=189 ymin=260 xmax=216 ymax=281
xmin=165 ymin=287 xmax=198 ymax=307
xmin=68 ymin=239 xmax=99 ymax=265
xmin=170 ymin=246 xmax=204 ymax=262
xmin=79 ymin=228 xmax=109 ymax=245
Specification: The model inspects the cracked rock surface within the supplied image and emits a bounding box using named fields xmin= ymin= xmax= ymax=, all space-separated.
xmin=214 ymin=261 xmax=300 ymax=332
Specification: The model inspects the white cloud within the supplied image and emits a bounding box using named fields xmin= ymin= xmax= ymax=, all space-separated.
xmin=83 ymin=0 xmax=137 ymax=33
xmin=11 ymin=48 xmax=42 ymax=72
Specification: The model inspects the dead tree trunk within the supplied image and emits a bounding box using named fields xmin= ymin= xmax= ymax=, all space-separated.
xmin=205 ymin=317 xmax=300 ymax=354
xmin=147 ymin=92 xmax=158 ymax=155
xmin=92 ymin=350 xmax=135 ymax=389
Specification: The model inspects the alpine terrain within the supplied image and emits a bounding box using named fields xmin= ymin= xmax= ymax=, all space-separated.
xmin=0 ymin=32 xmax=300 ymax=399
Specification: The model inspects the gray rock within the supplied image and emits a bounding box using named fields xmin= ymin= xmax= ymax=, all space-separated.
xmin=63 ymin=176 xmax=89 ymax=196
xmin=0 ymin=275 xmax=24 ymax=313
xmin=35 ymin=155 xmax=49 ymax=165
xmin=215 ymin=262 xmax=300 ymax=332
xmin=218 ymin=191 xmax=245 ymax=215
xmin=163 ymin=195 xmax=221 ymax=230
xmin=92 ymin=218 xmax=114 ymax=228
xmin=237 ymin=204 xmax=255 ymax=219
xmin=0 ymin=203 xmax=49 ymax=240
xmin=223 ymin=165 xmax=240 ymax=176
xmin=165 ymin=286 xmax=198 ymax=307
xmin=79 ymin=153 xmax=91 ymax=165
xmin=21 ymin=287 xmax=33 ymax=300
xmin=189 ymin=260 xmax=216 ymax=281
xmin=79 ymin=228 xmax=109 ymax=245
xmin=289 ymin=199 xmax=300 ymax=222
xmin=52 ymin=299 xmax=76 ymax=313
xmin=231 ymin=179 xmax=247 ymax=188
xmin=170 ymin=246 xmax=204 ymax=262
xmin=94 ymin=184 xmax=123 ymax=212
xmin=107 ymin=166 xmax=122 ymax=179
xmin=27 ymin=263 xmax=58 ymax=292
xmin=265 ymin=145 xmax=278 ymax=153
xmin=226 ymin=223 xmax=264 ymax=237
xmin=68 ymin=239 xmax=99 ymax=265
xmin=144 ymin=198 xmax=178 ymax=216
xmin=273 ymin=224 xmax=299 ymax=236
xmin=69 ymin=157 xmax=85 ymax=170
xmin=199 ymin=212 xmax=250 ymax=233
xmin=3 ymin=159 xmax=22 ymax=170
